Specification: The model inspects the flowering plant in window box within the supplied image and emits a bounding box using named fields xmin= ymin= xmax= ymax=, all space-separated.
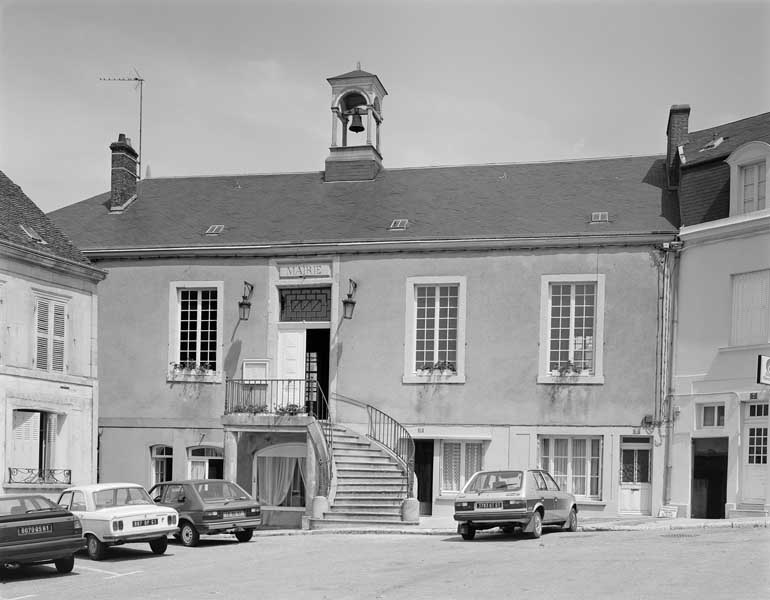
xmin=275 ymin=403 xmax=304 ymax=416
xmin=170 ymin=362 xmax=215 ymax=375
xmin=231 ymin=403 xmax=268 ymax=414
xmin=417 ymin=361 xmax=456 ymax=376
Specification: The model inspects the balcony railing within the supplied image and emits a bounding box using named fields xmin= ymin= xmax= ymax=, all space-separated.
xmin=225 ymin=378 xmax=327 ymax=417
xmin=8 ymin=468 xmax=72 ymax=485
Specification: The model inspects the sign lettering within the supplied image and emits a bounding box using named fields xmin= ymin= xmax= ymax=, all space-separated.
xmin=279 ymin=263 xmax=331 ymax=279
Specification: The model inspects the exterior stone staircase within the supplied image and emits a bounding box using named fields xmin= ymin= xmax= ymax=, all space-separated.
xmin=727 ymin=502 xmax=769 ymax=518
xmin=310 ymin=424 xmax=419 ymax=529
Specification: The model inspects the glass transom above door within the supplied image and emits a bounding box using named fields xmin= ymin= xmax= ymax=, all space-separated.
xmin=280 ymin=287 xmax=331 ymax=321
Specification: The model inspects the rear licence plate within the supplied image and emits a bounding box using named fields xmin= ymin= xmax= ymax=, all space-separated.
xmin=132 ymin=519 xmax=159 ymax=527
xmin=476 ymin=502 xmax=502 ymax=509
xmin=18 ymin=524 xmax=52 ymax=536
xmin=225 ymin=511 xmax=246 ymax=518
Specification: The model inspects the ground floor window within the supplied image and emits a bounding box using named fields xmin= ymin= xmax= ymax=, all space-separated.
xmin=188 ymin=447 xmax=223 ymax=479
xmin=440 ymin=440 xmax=483 ymax=492
xmin=748 ymin=427 xmax=768 ymax=464
xmin=151 ymin=445 xmax=173 ymax=484
xmin=539 ymin=436 xmax=602 ymax=500
xmin=256 ymin=456 xmax=306 ymax=507
xmin=9 ymin=410 xmax=62 ymax=483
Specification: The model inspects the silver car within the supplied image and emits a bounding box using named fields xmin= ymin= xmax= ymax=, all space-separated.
xmin=453 ymin=468 xmax=578 ymax=540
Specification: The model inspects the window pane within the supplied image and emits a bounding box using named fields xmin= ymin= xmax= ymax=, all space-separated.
xmin=636 ymin=450 xmax=650 ymax=483
xmin=464 ymin=443 xmax=482 ymax=480
xmin=703 ymin=406 xmax=715 ymax=427
xmin=621 ymin=449 xmax=636 ymax=483
xmin=442 ymin=442 xmax=460 ymax=490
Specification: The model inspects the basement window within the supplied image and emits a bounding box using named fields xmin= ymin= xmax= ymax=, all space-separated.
xmin=388 ymin=219 xmax=409 ymax=231
xmin=205 ymin=225 xmax=224 ymax=235
xmin=590 ymin=212 xmax=609 ymax=223
xmin=20 ymin=224 xmax=47 ymax=244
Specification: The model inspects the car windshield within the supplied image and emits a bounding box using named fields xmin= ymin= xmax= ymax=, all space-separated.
xmin=93 ymin=487 xmax=154 ymax=509
xmin=463 ymin=470 xmax=524 ymax=493
xmin=193 ymin=481 xmax=251 ymax=502
xmin=0 ymin=495 xmax=62 ymax=515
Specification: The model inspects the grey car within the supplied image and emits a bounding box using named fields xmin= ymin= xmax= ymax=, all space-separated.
xmin=148 ymin=479 xmax=261 ymax=547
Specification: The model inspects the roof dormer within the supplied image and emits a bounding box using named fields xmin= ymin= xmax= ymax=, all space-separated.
xmin=725 ymin=141 xmax=769 ymax=217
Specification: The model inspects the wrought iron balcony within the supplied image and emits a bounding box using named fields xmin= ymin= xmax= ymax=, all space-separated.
xmin=225 ymin=378 xmax=326 ymax=417
xmin=8 ymin=468 xmax=72 ymax=485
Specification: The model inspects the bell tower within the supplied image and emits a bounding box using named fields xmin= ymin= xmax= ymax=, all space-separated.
xmin=325 ymin=65 xmax=387 ymax=182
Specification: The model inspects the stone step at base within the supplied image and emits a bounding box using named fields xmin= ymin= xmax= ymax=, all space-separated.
xmin=309 ymin=518 xmax=420 ymax=530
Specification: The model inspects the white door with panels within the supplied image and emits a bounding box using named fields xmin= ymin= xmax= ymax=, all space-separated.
xmin=276 ymin=330 xmax=306 ymax=411
xmin=619 ymin=437 xmax=652 ymax=515
xmin=741 ymin=403 xmax=768 ymax=503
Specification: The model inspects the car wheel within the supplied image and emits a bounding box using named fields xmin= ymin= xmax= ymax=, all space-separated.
xmin=54 ymin=556 xmax=75 ymax=573
xmin=529 ymin=511 xmax=543 ymax=539
xmin=563 ymin=507 xmax=578 ymax=532
xmin=460 ymin=527 xmax=476 ymax=541
xmin=235 ymin=529 xmax=254 ymax=543
xmin=86 ymin=534 xmax=106 ymax=561
xmin=149 ymin=536 xmax=168 ymax=554
xmin=179 ymin=521 xmax=200 ymax=547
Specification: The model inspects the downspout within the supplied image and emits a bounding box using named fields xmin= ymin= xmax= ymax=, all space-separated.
xmin=661 ymin=241 xmax=681 ymax=506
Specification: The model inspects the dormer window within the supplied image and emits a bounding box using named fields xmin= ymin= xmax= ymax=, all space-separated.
xmin=726 ymin=141 xmax=770 ymax=217
xmin=740 ymin=161 xmax=766 ymax=214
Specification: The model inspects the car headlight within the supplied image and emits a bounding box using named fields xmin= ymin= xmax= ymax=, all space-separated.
xmin=168 ymin=514 xmax=177 ymax=525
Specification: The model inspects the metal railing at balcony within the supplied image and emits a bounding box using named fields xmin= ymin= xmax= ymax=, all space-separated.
xmin=8 ymin=468 xmax=72 ymax=485
xmin=331 ymin=393 xmax=416 ymax=498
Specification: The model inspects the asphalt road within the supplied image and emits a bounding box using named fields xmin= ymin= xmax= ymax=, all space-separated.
xmin=1 ymin=527 xmax=768 ymax=600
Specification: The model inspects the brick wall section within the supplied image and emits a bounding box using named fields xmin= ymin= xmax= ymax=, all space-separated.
xmin=324 ymin=159 xmax=380 ymax=182
xmin=666 ymin=105 xmax=690 ymax=185
xmin=109 ymin=133 xmax=138 ymax=209
xmin=280 ymin=287 xmax=331 ymax=321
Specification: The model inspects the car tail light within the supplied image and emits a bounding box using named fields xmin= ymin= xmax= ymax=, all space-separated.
xmin=73 ymin=518 xmax=82 ymax=533
xmin=249 ymin=507 xmax=260 ymax=515
xmin=454 ymin=502 xmax=473 ymax=511
xmin=112 ymin=520 xmax=124 ymax=531
xmin=202 ymin=511 xmax=221 ymax=521
xmin=503 ymin=500 xmax=526 ymax=509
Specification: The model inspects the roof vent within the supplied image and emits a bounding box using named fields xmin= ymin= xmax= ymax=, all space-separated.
xmin=19 ymin=224 xmax=47 ymax=244
xmin=205 ymin=225 xmax=224 ymax=235
xmin=388 ymin=219 xmax=409 ymax=231
xmin=590 ymin=212 xmax=609 ymax=223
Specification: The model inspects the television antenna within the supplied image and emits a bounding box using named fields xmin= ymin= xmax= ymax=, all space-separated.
xmin=99 ymin=68 xmax=144 ymax=179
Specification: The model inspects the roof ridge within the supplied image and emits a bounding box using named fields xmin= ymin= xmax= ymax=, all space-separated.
xmin=689 ymin=111 xmax=770 ymax=136
xmin=140 ymin=153 xmax=665 ymax=182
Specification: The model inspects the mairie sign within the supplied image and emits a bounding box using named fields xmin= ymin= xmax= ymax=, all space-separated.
xmin=279 ymin=263 xmax=331 ymax=279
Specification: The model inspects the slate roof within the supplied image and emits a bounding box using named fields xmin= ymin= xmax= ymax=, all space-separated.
xmin=677 ymin=112 xmax=770 ymax=226
xmin=49 ymin=156 xmax=677 ymax=254
xmin=0 ymin=169 xmax=92 ymax=265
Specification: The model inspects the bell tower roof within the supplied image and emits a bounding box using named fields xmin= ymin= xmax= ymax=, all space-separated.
xmin=327 ymin=69 xmax=388 ymax=95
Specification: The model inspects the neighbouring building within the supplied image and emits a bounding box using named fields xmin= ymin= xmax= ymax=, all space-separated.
xmin=0 ymin=169 xmax=105 ymax=499
xmin=665 ymin=107 xmax=770 ymax=518
xmin=50 ymin=69 xmax=679 ymax=528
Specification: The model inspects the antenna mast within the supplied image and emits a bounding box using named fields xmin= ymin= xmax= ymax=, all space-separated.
xmin=99 ymin=69 xmax=144 ymax=179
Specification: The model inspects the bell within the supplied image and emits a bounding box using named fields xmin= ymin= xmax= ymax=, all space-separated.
xmin=349 ymin=114 xmax=364 ymax=133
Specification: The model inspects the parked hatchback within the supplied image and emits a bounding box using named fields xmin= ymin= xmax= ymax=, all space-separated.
xmin=454 ymin=468 xmax=578 ymax=540
xmin=148 ymin=479 xmax=261 ymax=547
xmin=57 ymin=483 xmax=179 ymax=560
xmin=0 ymin=494 xmax=85 ymax=574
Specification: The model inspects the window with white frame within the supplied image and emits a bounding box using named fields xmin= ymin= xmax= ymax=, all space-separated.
xmin=540 ymin=436 xmax=602 ymax=500
xmin=151 ymin=445 xmax=173 ymax=484
xmin=726 ymin=141 xmax=770 ymax=217
xmin=748 ymin=427 xmax=768 ymax=465
xmin=538 ymin=274 xmax=605 ymax=384
xmin=730 ymin=270 xmax=769 ymax=346
xmin=404 ymin=276 xmax=466 ymax=383
xmin=34 ymin=296 xmax=66 ymax=373
xmin=168 ymin=282 xmax=223 ymax=380
xmin=698 ymin=404 xmax=725 ymax=428
xmin=440 ymin=440 xmax=483 ymax=493
xmin=188 ymin=447 xmax=223 ymax=479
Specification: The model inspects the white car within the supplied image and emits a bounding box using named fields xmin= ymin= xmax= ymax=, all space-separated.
xmin=57 ymin=483 xmax=178 ymax=560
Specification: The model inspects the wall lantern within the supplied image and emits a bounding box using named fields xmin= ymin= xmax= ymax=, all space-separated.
xmin=342 ymin=278 xmax=358 ymax=320
xmin=238 ymin=281 xmax=254 ymax=320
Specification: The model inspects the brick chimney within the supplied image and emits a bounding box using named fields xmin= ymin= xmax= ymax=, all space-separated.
xmin=109 ymin=133 xmax=138 ymax=211
xmin=666 ymin=104 xmax=690 ymax=188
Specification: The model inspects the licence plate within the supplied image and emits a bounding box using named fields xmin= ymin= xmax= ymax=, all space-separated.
xmin=476 ymin=502 xmax=502 ymax=509
xmin=132 ymin=518 xmax=159 ymax=527
xmin=225 ymin=511 xmax=246 ymax=518
xmin=18 ymin=524 xmax=52 ymax=536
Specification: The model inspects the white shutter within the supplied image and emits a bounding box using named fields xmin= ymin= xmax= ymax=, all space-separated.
xmin=13 ymin=411 xmax=40 ymax=469
xmin=36 ymin=299 xmax=49 ymax=369
xmin=52 ymin=304 xmax=65 ymax=372
xmin=731 ymin=270 xmax=770 ymax=345
xmin=44 ymin=412 xmax=57 ymax=469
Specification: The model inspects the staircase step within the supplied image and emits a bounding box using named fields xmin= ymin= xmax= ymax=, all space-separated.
xmin=325 ymin=511 xmax=402 ymax=521
xmin=334 ymin=492 xmax=405 ymax=501
xmin=333 ymin=499 xmax=403 ymax=507
xmin=336 ymin=469 xmax=404 ymax=478
xmin=335 ymin=456 xmax=394 ymax=465
xmin=310 ymin=517 xmax=419 ymax=530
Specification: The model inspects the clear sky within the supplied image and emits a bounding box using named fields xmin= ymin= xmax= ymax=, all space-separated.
xmin=1 ymin=0 xmax=768 ymax=213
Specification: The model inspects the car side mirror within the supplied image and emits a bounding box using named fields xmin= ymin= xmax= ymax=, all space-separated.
xmin=153 ymin=496 xmax=162 ymax=503
xmin=177 ymin=494 xmax=186 ymax=503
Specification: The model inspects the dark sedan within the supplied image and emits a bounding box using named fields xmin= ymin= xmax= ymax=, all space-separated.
xmin=0 ymin=494 xmax=85 ymax=573
xmin=149 ymin=479 xmax=261 ymax=547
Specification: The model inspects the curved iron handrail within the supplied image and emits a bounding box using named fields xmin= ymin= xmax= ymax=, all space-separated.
xmin=331 ymin=393 xmax=415 ymax=498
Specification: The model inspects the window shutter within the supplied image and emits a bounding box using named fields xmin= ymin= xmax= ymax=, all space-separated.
xmin=52 ymin=304 xmax=65 ymax=372
xmin=35 ymin=299 xmax=49 ymax=370
xmin=45 ymin=412 xmax=57 ymax=468
xmin=731 ymin=270 xmax=770 ymax=345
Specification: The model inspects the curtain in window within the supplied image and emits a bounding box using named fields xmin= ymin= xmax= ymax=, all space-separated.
xmin=442 ymin=442 xmax=461 ymax=491
xmin=464 ymin=443 xmax=482 ymax=481
xmin=257 ymin=456 xmax=298 ymax=506
xmin=571 ymin=438 xmax=587 ymax=495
